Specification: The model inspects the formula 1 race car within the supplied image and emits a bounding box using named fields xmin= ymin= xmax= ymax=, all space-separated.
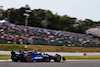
xmin=11 ymin=50 xmax=62 ymax=62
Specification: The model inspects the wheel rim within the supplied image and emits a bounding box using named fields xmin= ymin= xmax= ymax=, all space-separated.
xmin=25 ymin=55 xmax=32 ymax=62
xmin=56 ymin=55 xmax=61 ymax=61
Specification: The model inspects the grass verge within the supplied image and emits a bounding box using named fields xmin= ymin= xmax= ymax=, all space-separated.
xmin=0 ymin=55 xmax=11 ymax=59
xmin=62 ymin=56 xmax=100 ymax=60
xmin=0 ymin=55 xmax=100 ymax=60
xmin=0 ymin=44 xmax=100 ymax=52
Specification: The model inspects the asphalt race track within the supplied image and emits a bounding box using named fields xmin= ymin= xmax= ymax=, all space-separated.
xmin=0 ymin=60 xmax=100 ymax=67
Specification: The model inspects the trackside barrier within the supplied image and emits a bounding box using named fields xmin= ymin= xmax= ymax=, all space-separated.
xmin=83 ymin=53 xmax=87 ymax=56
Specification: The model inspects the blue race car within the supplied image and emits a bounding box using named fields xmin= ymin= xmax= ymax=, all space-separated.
xmin=11 ymin=50 xmax=61 ymax=62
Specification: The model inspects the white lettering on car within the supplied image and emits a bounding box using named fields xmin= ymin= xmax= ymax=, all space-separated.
xmin=35 ymin=57 xmax=43 ymax=59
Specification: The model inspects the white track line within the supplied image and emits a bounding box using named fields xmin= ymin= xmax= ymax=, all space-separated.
xmin=0 ymin=59 xmax=12 ymax=62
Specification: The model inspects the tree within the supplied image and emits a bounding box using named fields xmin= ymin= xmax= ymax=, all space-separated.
xmin=1 ymin=6 xmax=99 ymax=34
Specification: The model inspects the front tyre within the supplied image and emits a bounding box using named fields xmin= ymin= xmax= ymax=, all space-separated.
xmin=54 ymin=55 xmax=61 ymax=62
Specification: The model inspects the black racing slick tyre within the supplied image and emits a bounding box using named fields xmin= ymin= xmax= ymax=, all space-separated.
xmin=54 ymin=55 xmax=61 ymax=62
xmin=25 ymin=55 xmax=32 ymax=62
xmin=11 ymin=55 xmax=19 ymax=62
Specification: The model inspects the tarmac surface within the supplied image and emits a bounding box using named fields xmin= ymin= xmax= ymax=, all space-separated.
xmin=0 ymin=60 xmax=100 ymax=67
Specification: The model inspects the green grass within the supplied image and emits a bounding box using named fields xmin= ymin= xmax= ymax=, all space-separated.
xmin=62 ymin=56 xmax=100 ymax=60
xmin=0 ymin=44 xmax=100 ymax=52
xmin=0 ymin=44 xmax=21 ymax=46
xmin=0 ymin=55 xmax=100 ymax=60
xmin=0 ymin=55 xmax=11 ymax=59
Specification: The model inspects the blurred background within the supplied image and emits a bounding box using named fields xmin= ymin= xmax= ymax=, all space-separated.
xmin=0 ymin=0 xmax=100 ymax=60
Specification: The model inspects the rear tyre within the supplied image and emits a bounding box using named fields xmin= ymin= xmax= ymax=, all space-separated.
xmin=11 ymin=55 xmax=19 ymax=62
xmin=11 ymin=51 xmax=19 ymax=62
xmin=54 ymin=55 xmax=61 ymax=62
